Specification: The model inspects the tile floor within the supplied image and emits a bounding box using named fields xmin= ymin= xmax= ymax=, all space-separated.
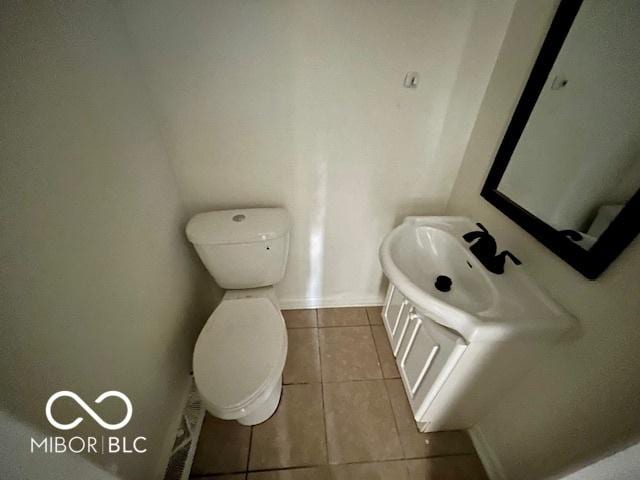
xmin=190 ymin=307 xmax=488 ymax=480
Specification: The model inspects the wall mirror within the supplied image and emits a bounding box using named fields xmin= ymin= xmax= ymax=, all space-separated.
xmin=482 ymin=0 xmax=640 ymax=279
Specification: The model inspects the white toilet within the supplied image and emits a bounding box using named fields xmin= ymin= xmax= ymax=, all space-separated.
xmin=185 ymin=208 xmax=291 ymax=425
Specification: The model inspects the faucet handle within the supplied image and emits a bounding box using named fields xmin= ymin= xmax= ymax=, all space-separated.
xmin=475 ymin=222 xmax=488 ymax=233
xmin=463 ymin=222 xmax=491 ymax=243
xmin=503 ymin=250 xmax=521 ymax=266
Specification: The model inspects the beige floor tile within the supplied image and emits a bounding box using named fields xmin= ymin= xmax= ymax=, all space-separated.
xmin=317 ymin=307 xmax=368 ymax=327
xmin=198 ymin=475 xmax=247 ymax=480
xmin=247 ymin=462 xmax=409 ymax=480
xmin=323 ymin=380 xmax=403 ymax=463
xmin=318 ymin=327 xmax=382 ymax=382
xmin=330 ymin=461 xmax=409 ymax=479
xmin=246 ymin=457 xmax=487 ymax=480
xmin=282 ymin=309 xmax=317 ymax=328
xmin=247 ymin=466 xmax=329 ymax=480
xmin=371 ymin=325 xmax=400 ymax=378
xmin=191 ymin=414 xmax=251 ymax=475
xmin=366 ymin=306 xmax=384 ymax=325
xmin=283 ymin=328 xmax=321 ymax=384
xmin=386 ymin=379 xmax=475 ymax=458
xmin=406 ymin=456 xmax=488 ymax=480
xmin=249 ymin=384 xmax=327 ymax=470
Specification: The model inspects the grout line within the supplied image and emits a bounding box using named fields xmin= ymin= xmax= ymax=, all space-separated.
xmin=372 ymin=324 xmax=407 ymax=460
xmin=316 ymin=309 xmax=330 ymax=465
xmin=370 ymin=324 xmax=400 ymax=379
xmin=245 ymin=424 xmax=253 ymax=474
xmin=240 ymin=453 xmax=481 ymax=474
xmin=190 ymin=470 xmax=247 ymax=478
xmin=365 ymin=306 xmax=385 ymax=327
xmin=365 ymin=320 xmax=384 ymax=380
xmin=365 ymin=306 xmax=373 ymax=325
xmin=245 ymin=455 xmax=488 ymax=474
xmin=320 ymin=377 xmax=384 ymax=384
xmin=316 ymin=323 xmax=372 ymax=329
xmin=281 ymin=306 xmax=383 ymax=312
xmin=368 ymin=319 xmax=410 ymax=461
xmin=369 ymin=324 xmax=384 ymax=373
xmin=245 ymin=458 xmax=408 ymax=474
xmin=190 ymin=453 xmax=477 ymax=478
xmin=403 ymin=452 xmax=481 ymax=461
xmin=190 ymin=453 xmax=480 ymax=478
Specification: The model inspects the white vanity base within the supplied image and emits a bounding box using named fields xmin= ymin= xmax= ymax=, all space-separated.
xmin=382 ymin=283 xmax=553 ymax=432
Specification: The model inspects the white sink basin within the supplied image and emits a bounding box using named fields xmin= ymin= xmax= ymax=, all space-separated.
xmin=379 ymin=216 xmax=574 ymax=341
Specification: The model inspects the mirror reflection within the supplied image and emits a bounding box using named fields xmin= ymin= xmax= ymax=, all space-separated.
xmin=497 ymin=0 xmax=640 ymax=250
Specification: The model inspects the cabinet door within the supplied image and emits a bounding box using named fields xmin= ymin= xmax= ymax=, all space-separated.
xmin=382 ymin=284 xmax=401 ymax=333
xmin=382 ymin=285 xmax=413 ymax=357
xmin=391 ymin=303 xmax=413 ymax=356
xmin=398 ymin=314 xmax=467 ymax=419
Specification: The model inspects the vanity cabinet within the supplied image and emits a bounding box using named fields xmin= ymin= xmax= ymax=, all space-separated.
xmin=382 ymin=285 xmax=467 ymax=427
xmin=379 ymin=216 xmax=575 ymax=432
xmin=382 ymin=282 xmax=558 ymax=433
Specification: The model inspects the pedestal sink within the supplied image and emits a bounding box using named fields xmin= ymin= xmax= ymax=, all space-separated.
xmin=377 ymin=216 xmax=575 ymax=432
xmin=379 ymin=216 xmax=574 ymax=342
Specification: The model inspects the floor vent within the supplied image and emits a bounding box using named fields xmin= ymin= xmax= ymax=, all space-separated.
xmin=163 ymin=380 xmax=205 ymax=480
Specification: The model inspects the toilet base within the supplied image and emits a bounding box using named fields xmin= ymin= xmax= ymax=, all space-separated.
xmin=236 ymin=376 xmax=282 ymax=425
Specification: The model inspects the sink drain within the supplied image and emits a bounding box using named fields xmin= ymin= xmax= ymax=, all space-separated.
xmin=435 ymin=275 xmax=452 ymax=292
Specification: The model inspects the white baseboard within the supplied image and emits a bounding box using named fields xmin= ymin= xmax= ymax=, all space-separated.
xmin=278 ymin=295 xmax=384 ymax=310
xmin=469 ymin=425 xmax=507 ymax=480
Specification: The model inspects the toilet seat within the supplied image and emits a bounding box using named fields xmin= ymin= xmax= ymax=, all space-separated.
xmin=193 ymin=297 xmax=287 ymax=419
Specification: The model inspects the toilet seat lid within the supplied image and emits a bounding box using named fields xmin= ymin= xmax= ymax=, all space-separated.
xmin=193 ymin=298 xmax=287 ymax=413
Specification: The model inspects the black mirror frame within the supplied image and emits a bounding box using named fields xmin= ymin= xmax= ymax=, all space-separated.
xmin=481 ymin=0 xmax=640 ymax=280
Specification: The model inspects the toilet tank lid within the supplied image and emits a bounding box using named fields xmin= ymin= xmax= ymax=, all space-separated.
xmin=186 ymin=208 xmax=291 ymax=245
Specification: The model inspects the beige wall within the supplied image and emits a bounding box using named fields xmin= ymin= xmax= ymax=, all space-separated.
xmin=560 ymin=441 xmax=640 ymax=480
xmin=120 ymin=0 xmax=512 ymax=308
xmin=446 ymin=0 xmax=640 ymax=478
xmin=0 ymin=1 xmax=217 ymax=478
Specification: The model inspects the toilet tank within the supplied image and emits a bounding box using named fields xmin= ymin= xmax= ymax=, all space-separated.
xmin=186 ymin=208 xmax=291 ymax=289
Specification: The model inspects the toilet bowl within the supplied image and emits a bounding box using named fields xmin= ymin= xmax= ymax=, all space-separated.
xmin=193 ymin=292 xmax=287 ymax=425
xmin=186 ymin=208 xmax=291 ymax=425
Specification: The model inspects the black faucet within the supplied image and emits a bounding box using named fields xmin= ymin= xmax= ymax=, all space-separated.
xmin=462 ymin=223 xmax=521 ymax=274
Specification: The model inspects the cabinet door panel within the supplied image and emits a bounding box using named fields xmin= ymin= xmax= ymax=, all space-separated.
xmin=391 ymin=303 xmax=413 ymax=356
xmin=399 ymin=315 xmax=466 ymax=418
xmin=382 ymin=285 xmax=403 ymax=334
xmin=383 ymin=286 xmax=414 ymax=357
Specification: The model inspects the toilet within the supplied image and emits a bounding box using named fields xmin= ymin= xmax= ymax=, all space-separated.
xmin=185 ymin=208 xmax=291 ymax=425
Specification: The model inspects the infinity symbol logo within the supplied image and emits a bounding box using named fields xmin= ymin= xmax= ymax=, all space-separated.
xmin=45 ymin=391 xmax=133 ymax=431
